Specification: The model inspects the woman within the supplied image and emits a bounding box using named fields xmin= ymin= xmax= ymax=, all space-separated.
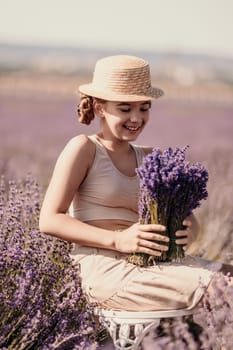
xmin=39 ymin=55 xmax=225 ymax=312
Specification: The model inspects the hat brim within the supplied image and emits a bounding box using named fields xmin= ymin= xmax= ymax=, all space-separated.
xmin=78 ymin=83 xmax=164 ymax=102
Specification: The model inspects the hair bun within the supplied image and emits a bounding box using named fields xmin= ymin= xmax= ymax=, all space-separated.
xmin=77 ymin=95 xmax=94 ymax=125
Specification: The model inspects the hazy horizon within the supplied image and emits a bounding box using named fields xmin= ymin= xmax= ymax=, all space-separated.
xmin=1 ymin=0 xmax=233 ymax=59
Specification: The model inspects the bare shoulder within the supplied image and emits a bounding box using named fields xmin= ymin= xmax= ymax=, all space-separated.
xmin=41 ymin=135 xmax=96 ymax=216
xmin=64 ymin=134 xmax=95 ymax=153
xmin=60 ymin=134 xmax=95 ymax=163
xmin=48 ymin=134 xmax=96 ymax=194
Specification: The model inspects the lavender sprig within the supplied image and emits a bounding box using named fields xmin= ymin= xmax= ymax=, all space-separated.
xmin=127 ymin=146 xmax=208 ymax=266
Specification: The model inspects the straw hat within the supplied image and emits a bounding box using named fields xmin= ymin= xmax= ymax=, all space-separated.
xmin=78 ymin=55 xmax=164 ymax=101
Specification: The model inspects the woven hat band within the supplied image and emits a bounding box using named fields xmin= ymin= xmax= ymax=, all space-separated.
xmin=92 ymin=65 xmax=151 ymax=95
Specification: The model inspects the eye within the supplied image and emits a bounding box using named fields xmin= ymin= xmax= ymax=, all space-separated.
xmin=140 ymin=107 xmax=150 ymax=112
xmin=119 ymin=108 xmax=131 ymax=113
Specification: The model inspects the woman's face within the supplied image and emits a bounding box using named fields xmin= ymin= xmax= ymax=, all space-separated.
xmin=95 ymin=100 xmax=151 ymax=142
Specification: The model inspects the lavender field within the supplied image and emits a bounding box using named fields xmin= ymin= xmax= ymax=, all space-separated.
xmin=1 ymin=87 xmax=233 ymax=260
xmin=1 ymin=90 xmax=232 ymax=179
xmin=1 ymin=78 xmax=233 ymax=349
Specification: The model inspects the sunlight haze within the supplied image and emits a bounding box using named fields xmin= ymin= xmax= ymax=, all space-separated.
xmin=0 ymin=0 xmax=233 ymax=58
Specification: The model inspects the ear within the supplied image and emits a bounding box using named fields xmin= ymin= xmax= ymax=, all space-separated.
xmin=93 ymin=100 xmax=105 ymax=118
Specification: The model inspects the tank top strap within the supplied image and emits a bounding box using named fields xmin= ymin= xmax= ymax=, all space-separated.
xmin=88 ymin=135 xmax=107 ymax=154
xmin=88 ymin=135 xmax=101 ymax=147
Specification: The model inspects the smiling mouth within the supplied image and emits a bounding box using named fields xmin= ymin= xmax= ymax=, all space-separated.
xmin=123 ymin=125 xmax=141 ymax=131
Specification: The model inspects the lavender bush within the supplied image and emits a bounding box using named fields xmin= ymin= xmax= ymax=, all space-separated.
xmin=127 ymin=146 xmax=208 ymax=266
xmin=0 ymin=175 xmax=98 ymax=349
xmin=188 ymin=150 xmax=233 ymax=263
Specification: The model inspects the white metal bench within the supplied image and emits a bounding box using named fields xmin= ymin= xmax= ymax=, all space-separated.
xmin=95 ymin=308 xmax=196 ymax=349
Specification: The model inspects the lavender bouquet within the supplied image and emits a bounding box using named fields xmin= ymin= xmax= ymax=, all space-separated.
xmin=127 ymin=146 xmax=208 ymax=266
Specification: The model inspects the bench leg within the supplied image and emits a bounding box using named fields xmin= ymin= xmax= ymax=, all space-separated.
xmin=100 ymin=318 xmax=160 ymax=350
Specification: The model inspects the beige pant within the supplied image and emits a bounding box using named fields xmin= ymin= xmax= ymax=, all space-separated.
xmin=70 ymin=245 xmax=222 ymax=311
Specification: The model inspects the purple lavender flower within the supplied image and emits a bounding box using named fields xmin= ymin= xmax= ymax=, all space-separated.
xmin=0 ymin=175 xmax=98 ymax=349
xmin=127 ymin=146 xmax=208 ymax=265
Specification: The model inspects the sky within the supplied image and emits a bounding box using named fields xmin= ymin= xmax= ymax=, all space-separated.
xmin=1 ymin=0 xmax=233 ymax=58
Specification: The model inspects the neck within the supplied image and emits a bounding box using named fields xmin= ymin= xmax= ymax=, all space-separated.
xmin=96 ymin=133 xmax=131 ymax=153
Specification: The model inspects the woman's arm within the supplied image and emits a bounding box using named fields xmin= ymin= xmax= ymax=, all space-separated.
xmin=39 ymin=135 xmax=117 ymax=248
xmin=39 ymin=135 xmax=168 ymax=256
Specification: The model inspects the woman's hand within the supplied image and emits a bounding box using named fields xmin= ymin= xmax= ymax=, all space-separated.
xmin=175 ymin=213 xmax=200 ymax=249
xmin=114 ymin=223 xmax=169 ymax=256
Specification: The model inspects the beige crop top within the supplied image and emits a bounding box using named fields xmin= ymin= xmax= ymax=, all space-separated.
xmin=70 ymin=135 xmax=146 ymax=222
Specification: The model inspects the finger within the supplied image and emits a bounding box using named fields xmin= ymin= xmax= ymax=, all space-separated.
xmin=182 ymin=219 xmax=192 ymax=227
xmin=176 ymin=230 xmax=188 ymax=237
xmin=176 ymin=237 xmax=188 ymax=245
xmin=139 ymin=239 xmax=169 ymax=252
xmin=140 ymin=224 xmax=166 ymax=232
xmin=140 ymin=232 xmax=169 ymax=243
xmin=136 ymin=246 xmax=164 ymax=257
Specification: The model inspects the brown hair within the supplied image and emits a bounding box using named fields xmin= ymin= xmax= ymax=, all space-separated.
xmin=77 ymin=94 xmax=106 ymax=125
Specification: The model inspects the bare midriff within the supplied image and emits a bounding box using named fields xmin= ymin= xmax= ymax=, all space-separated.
xmin=85 ymin=219 xmax=135 ymax=231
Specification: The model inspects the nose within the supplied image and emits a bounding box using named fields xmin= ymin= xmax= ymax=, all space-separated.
xmin=129 ymin=111 xmax=143 ymax=123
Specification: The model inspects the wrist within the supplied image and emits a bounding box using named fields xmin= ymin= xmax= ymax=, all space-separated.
xmin=94 ymin=228 xmax=117 ymax=250
xmin=110 ymin=229 xmax=122 ymax=251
